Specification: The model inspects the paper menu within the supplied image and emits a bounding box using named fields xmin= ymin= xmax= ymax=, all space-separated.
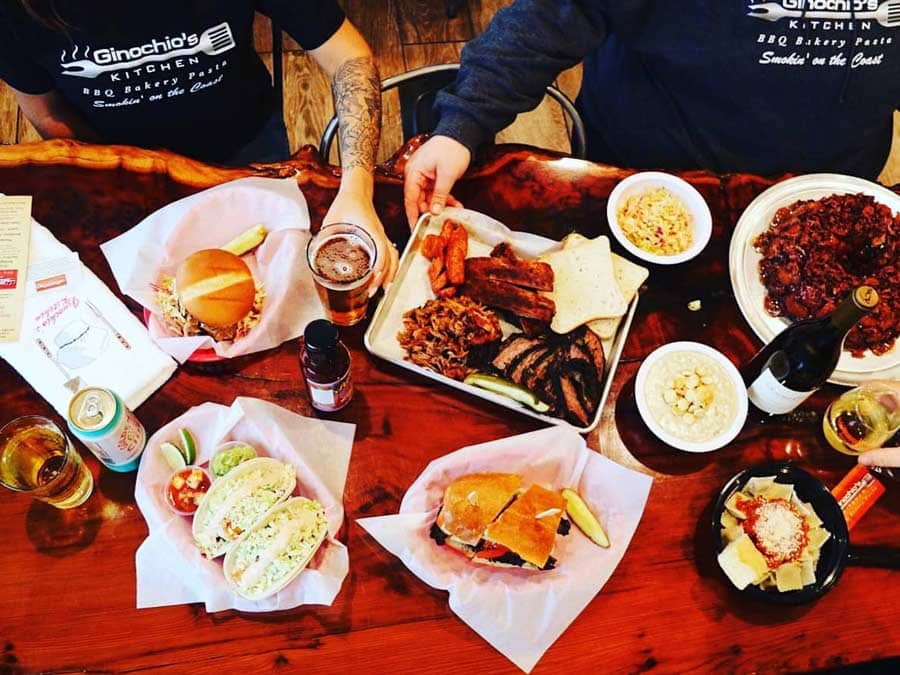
xmin=0 ymin=196 xmax=32 ymax=342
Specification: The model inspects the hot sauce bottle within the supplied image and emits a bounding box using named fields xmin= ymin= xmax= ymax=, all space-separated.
xmin=300 ymin=319 xmax=354 ymax=412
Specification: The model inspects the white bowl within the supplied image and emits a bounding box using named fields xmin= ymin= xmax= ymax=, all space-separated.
xmin=635 ymin=341 xmax=748 ymax=453
xmin=606 ymin=171 xmax=712 ymax=265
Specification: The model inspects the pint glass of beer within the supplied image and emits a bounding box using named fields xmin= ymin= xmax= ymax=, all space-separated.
xmin=307 ymin=223 xmax=377 ymax=326
xmin=0 ymin=416 xmax=93 ymax=509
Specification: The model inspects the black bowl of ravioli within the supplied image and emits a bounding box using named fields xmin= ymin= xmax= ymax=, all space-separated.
xmin=710 ymin=462 xmax=849 ymax=606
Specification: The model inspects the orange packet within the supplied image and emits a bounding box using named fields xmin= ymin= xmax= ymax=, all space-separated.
xmin=831 ymin=464 xmax=886 ymax=530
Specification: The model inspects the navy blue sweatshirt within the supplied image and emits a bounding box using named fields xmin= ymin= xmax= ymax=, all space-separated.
xmin=434 ymin=0 xmax=900 ymax=179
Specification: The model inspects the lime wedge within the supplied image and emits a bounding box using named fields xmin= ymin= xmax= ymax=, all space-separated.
xmin=178 ymin=428 xmax=197 ymax=464
xmin=463 ymin=373 xmax=550 ymax=413
xmin=160 ymin=441 xmax=187 ymax=471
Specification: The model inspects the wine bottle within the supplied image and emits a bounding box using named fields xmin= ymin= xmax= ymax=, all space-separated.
xmin=743 ymin=286 xmax=879 ymax=415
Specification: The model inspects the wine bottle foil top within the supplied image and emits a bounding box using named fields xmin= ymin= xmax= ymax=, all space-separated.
xmin=853 ymin=286 xmax=879 ymax=310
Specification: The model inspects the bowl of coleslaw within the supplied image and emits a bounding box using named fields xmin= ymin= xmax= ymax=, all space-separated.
xmin=606 ymin=171 xmax=712 ymax=265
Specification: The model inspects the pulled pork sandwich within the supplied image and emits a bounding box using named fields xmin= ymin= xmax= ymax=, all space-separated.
xmin=430 ymin=473 xmax=570 ymax=570
xmin=155 ymin=249 xmax=264 ymax=342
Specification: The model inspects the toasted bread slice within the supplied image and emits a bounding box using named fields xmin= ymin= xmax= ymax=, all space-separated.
xmin=478 ymin=484 xmax=565 ymax=569
xmin=435 ymin=472 xmax=522 ymax=546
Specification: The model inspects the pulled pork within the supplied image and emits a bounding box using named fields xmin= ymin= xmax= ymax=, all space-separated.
xmin=398 ymin=296 xmax=502 ymax=380
xmin=153 ymin=277 xmax=265 ymax=342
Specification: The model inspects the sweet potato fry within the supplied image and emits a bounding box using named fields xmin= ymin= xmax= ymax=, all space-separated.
xmin=428 ymin=256 xmax=445 ymax=285
xmin=436 ymin=286 xmax=457 ymax=298
xmin=439 ymin=219 xmax=456 ymax=242
xmin=446 ymin=224 xmax=468 ymax=285
xmin=421 ymin=234 xmax=445 ymax=260
xmin=432 ymin=271 xmax=448 ymax=291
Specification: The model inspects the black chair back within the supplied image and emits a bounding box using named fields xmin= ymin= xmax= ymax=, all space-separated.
xmin=318 ymin=63 xmax=587 ymax=162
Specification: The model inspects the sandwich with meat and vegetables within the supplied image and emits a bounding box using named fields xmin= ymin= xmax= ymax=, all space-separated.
xmin=430 ymin=472 xmax=570 ymax=570
xmin=155 ymin=248 xmax=265 ymax=342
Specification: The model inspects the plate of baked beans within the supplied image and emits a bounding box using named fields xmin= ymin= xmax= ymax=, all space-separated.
xmin=729 ymin=174 xmax=900 ymax=386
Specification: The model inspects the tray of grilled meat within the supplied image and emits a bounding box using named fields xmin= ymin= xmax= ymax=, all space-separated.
xmin=364 ymin=208 xmax=646 ymax=433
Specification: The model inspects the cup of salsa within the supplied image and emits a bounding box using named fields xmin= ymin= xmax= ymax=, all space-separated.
xmin=165 ymin=466 xmax=212 ymax=515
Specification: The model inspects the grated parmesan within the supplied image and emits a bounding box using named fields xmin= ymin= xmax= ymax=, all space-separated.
xmin=744 ymin=498 xmax=808 ymax=567
xmin=617 ymin=187 xmax=693 ymax=255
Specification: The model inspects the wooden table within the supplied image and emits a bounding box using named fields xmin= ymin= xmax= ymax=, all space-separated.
xmin=0 ymin=140 xmax=898 ymax=674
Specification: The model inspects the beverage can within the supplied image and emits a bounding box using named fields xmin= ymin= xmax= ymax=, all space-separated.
xmin=67 ymin=387 xmax=146 ymax=472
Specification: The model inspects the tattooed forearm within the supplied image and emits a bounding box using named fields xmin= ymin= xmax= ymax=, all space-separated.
xmin=332 ymin=56 xmax=382 ymax=174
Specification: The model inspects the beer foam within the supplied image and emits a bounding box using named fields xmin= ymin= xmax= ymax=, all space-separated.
xmin=313 ymin=234 xmax=372 ymax=284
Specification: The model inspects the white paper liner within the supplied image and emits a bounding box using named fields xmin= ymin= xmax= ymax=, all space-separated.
xmin=134 ymin=397 xmax=354 ymax=613
xmin=357 ymin=426 xmax=653 ymax=672
xmin=101 ymin=177 xmax=324 ymax=363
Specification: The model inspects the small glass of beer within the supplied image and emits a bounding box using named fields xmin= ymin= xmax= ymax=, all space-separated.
xmin=0 ymin=415 xmax=93 ymax=509
xmin=307 ymin=222 xmax=377 ymax=326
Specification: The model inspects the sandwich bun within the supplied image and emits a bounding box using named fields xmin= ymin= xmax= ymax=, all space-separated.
xmin=175 ymin=249 xmax=255 ymax=327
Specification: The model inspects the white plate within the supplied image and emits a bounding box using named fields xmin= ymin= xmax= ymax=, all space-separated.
xmin=635 ymin=342 xmax=748 ymax=453
xmin=729 ymin=173 xmax=900 ymax=387
xmin=364 ymin=208 xmax=638 ymax=433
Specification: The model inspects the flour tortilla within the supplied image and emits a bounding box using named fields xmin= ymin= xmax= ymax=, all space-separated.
xmin=223 ymin=497 xmax=328 ymax=601
xmin=191 ymin=457 xmax=296 ymax=559
xmin=539 ymin=235 xmax=627 ymax=334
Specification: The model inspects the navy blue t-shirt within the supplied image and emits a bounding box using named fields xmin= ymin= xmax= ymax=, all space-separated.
xmin=435 ymin=0 xmax=900 ymax=179
xmin=0 ymin=1 xmax=344 ymax=161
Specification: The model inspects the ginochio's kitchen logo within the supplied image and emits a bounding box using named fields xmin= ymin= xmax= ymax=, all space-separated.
xmin=748 ymin=0 xmax=899 ymax=26
xmin=59 ymin=22 xmax=235 ymax=79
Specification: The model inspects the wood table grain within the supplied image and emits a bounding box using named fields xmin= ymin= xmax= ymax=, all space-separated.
xmin=0 ymin=140 xmax=898 ymax=675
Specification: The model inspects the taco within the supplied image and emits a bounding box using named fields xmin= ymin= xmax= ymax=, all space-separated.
xmin=223 ymin=497 xmax=328 ymax=600
xmin=192 ymin=457 xmax=296 ymax=559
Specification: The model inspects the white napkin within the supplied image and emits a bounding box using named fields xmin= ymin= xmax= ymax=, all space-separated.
xmin=357 ymin=426 xmax=653 ymax=673
xmin=134 ymin=397 xmax=355 ymax=613
xmin=0 ymin=220 xmax=176 ymax=416
xmin=101 ymin=176 xmax=324 ymax=363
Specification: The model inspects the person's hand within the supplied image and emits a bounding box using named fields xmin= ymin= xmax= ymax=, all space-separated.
xmin=323 ymin=189 xmax=399 ymax=294
xmin=859 ymin=447 xmax=900 ymax=468
xmin=403 ymin=135 xmax=470 ymax=228
xmin=853 ymin=380 xmax=900 ymax=468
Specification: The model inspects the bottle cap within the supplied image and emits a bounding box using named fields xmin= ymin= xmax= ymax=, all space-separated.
xmin=853 ymin=286 xmax=879 ymax=310
xmin=304 ymin=319 xmax=339 ymax=352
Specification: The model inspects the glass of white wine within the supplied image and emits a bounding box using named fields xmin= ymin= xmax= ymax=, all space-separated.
xmin=823 ymin=383 xmax=900 ymax=456
xmin=0 ymin=416 xmax=94 ymax=508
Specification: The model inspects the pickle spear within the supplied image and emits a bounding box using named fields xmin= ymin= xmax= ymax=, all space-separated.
xmin=463 ymin=373 xmax=550 ymax=413
xmin=562 ymin=488 xmax=610 ymax=548
xmin=222 ymin=224 xmax=268 ymax=256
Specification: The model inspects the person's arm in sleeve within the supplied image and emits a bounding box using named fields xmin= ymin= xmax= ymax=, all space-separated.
xmin=13 ymin=88 xmax=99 ymax=141
xmin=404 ymin=0 xmax=609 ymax=225
xmin=0 ymin=11 xmax=98 ymax=141
xmin=259 ymin=1 xmax=397 ymax=288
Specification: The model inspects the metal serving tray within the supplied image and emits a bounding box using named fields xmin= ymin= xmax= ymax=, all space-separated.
xmin=364 ymin=209 xmax=638 ymax=434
